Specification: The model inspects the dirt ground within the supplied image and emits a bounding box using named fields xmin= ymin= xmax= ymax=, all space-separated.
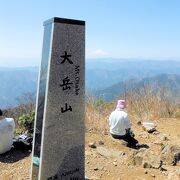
xmin=85 ymin=118 xmax=180 ymax=180
xmin=0 ymin=149 xmax=31 ymax=180
xmin=0 ymin=118 xmax=180 ymax=180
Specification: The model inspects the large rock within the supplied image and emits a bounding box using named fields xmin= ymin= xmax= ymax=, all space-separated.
xmin=96 ymin=146 xmax=124 ymax=158
xmin=128 ymin=154 xmax=143 ymax=166
xmin=128 ymin=149 xmax=162 ymax=169
xmin=142 ymin=152 xmax=162 ymax=169
xmin=161 ymin=145 xmax=180 ymax=166
xmin=129 ymin=144 xmax=180 ymax=169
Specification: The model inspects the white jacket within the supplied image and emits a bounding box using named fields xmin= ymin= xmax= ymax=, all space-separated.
xmin=0 ymin=118 xmax=15 ymax=154
xmin=109 ymin=110 xmax=131 ymax=136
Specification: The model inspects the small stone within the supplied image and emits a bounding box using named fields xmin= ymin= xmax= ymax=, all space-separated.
xmin=151 ymin=174 xmax=155 ymax=178
xmin=153 ymin=131 xmax=160 ymax=135
xmin=94 ymin=167 xmax=98 ymax=171
xmin=113 ymin=162 xmax=117 ymax=166
xmin=88 ymin=142 xmax=96 ymax=148
xmin=98 ymin=140 xmax=104 ymax=145
xmin=143 ymin=162 xmax=152 ymax=168
xmin=144 ymin=170 xmax=148 ymax=174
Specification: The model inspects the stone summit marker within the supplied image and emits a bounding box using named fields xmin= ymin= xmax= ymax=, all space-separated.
xmin=31 ymin=17 xmax=85 ymax=180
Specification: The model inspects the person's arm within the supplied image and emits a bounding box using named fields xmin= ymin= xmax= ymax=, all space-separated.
xmin=125 ymin=114 xmax=131 ymax=129
xmin=108 ymin=113 xmax=112 ymax=127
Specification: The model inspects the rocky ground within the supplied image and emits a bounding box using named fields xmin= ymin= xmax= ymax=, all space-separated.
xmin=0 ymin=118 xmax=180 ymax=180
xmin=85 ymin=118 xmax=180 ymax=180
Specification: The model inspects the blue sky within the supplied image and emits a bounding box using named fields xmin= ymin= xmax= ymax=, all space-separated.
xmin=0 ymin=0 xmax=180 ymax=67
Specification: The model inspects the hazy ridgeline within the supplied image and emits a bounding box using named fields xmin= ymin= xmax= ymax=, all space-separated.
xmin=1 ymin=60 xmax=180 ymax=135
xmin=1 ymin=60 xmax=180 ymax=108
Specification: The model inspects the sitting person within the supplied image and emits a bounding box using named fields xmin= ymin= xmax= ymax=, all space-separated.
xmin=108 ymin=100 xmax=138 ymax=148
xmin=0 ymin=109 xmax=15 ymax=154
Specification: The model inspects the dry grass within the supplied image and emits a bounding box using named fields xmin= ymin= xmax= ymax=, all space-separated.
xmin=86 ymin=85 xmax=180 ymax=134
xmin=86 ymin=96 xmax=114 ymax=134
xmin=3 ymin=92 xmax=35 ymax=121
xmin=124 ymin=84 xmax=179 ymax=120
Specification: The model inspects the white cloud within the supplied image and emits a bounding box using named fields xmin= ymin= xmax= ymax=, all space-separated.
xmin=92 ymin=49 xmax=108 ymax=56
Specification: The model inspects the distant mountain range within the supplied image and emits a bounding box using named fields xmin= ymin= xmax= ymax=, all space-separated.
xmin=1 ymin=59 xmax=180 ymax=108
xmin=86 ymin=59 xmax=180 ymax=90
xmin=0 ymin=67 xmax=38 ymax=108
xmin=94 ymin=73 xmax=180 ymax=101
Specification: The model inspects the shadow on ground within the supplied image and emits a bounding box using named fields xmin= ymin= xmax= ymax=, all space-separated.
xmin=0 ymin=148 xmax=31 ymax=163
